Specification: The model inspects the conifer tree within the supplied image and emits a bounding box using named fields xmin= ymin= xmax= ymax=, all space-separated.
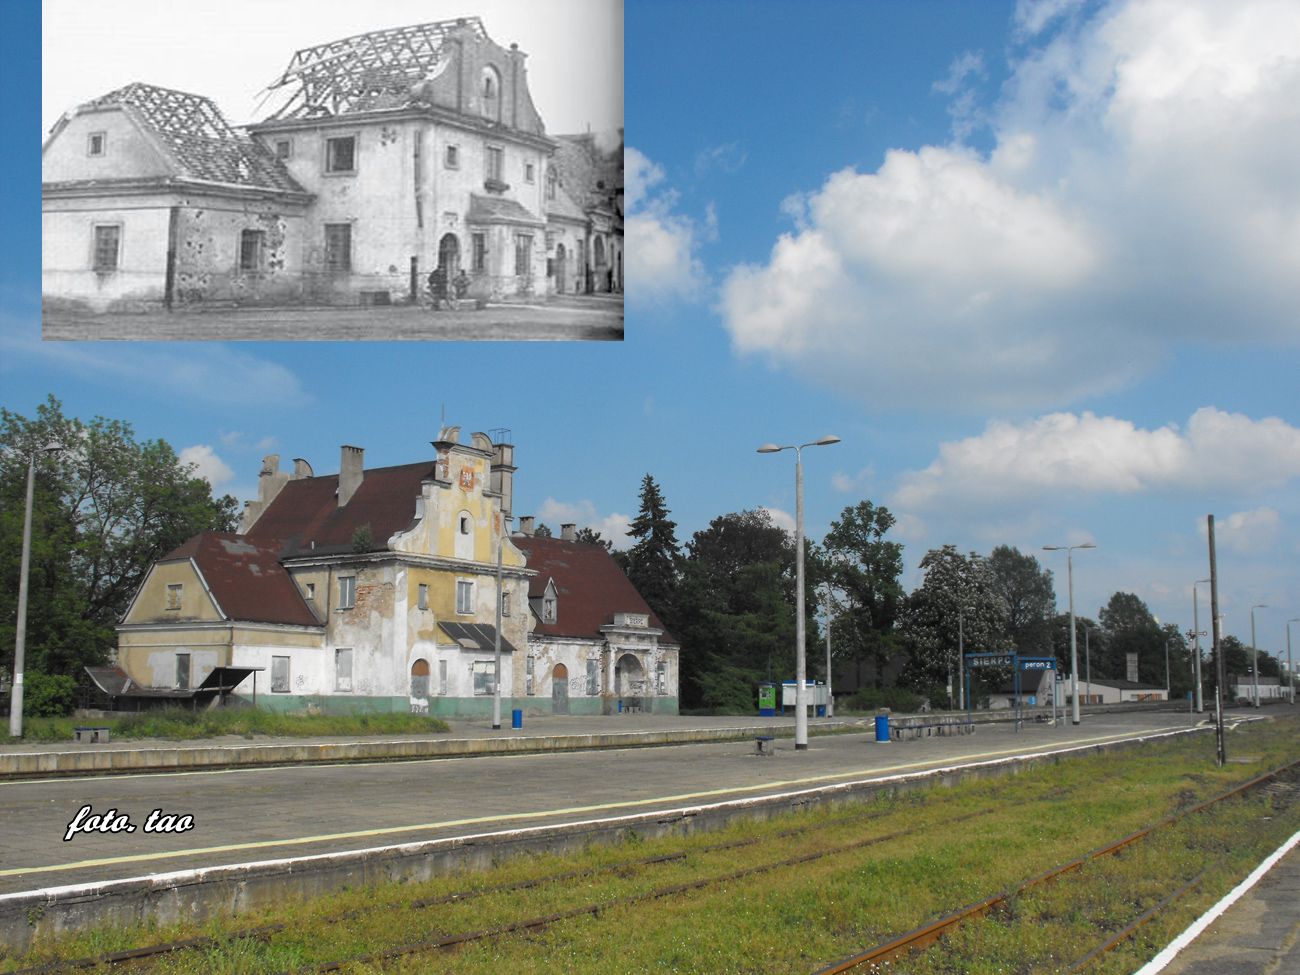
xmin=625 ymin=474 xmax=681 ymax=628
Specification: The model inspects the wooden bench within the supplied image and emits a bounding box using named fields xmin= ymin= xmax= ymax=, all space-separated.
xmin=891 ymin=720 xmax=974 ymax=742
xmin=73 ymin=726 xmax=111 ymax=743
xmin=755 ymin=735 xmax=775 ymax=756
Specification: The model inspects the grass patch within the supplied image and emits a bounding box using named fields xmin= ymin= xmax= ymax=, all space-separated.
xmin=7 ymin=716 xmax=1298 ymax=973
xmin=8 ymin=708 xmax=449 ymax=743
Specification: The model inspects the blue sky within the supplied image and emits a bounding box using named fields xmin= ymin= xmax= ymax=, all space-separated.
xmin=6 ymin=0 xmax=1300 ymax=662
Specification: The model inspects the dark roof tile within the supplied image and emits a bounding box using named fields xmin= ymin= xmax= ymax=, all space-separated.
xmin=162 ymin=531 xmax=319 ymax=626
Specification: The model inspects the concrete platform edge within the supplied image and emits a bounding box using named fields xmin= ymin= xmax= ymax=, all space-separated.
xmin=0 ymin=726 xmax=1207 ymax=955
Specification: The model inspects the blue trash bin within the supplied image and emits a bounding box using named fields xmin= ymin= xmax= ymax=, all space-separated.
xmin=511 ymin=708 xmax=523 ymax=729
xmin=874 ymin=714 xmax=890 ymax=743
xmin=617 ymin=699 xmax=623 ymax=713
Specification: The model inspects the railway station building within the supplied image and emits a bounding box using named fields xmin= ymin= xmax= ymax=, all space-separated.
xmin=42 ymin=17 xmax=622 ymax=313
xmin=106 ymin=429 xmax=678 ymax=718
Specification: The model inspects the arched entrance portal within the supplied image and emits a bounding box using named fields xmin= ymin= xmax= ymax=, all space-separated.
xmin=555 ymin=243 xmax=566 ymax=293
xmin=438 ymin=233 xmax=460 ymax=276
xmin=410 ymin=659 xmax=430 ymax=700
xmin=552 ymin=662 xmax=569 ymax=714
xmin=615 ymin=653 xmax=645 ymax=696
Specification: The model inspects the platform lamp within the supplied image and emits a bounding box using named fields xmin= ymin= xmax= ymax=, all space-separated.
xmin=1287 ymin=619 xmax=1298 ymax=706
xmin=1250 ymin=604 xmax=1267 ymax=708
xmin=1043 ymin=543 xmax=1095 ymax=725
xmin=8 ymin=441 xmax=62 ymax=739
xmin=758 ymin=435 xmax=841 ymax=750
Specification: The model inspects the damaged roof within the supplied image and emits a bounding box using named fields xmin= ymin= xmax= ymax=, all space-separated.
xmin=244 ymin=461 xmax=438 ymax=557
xmin=265 ymin=17 xmax=484 ymax=120
xmin=511 ymin=536 xmax=675 ymax=644
xmin=161 ymin=531 xmax=320 ymax=626
xmin=81 ymin=83 xmax=303 ymax=193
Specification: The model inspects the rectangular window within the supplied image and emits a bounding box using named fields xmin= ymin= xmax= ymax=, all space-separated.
xmin=657 ymin=662 xmax=666 ymax=695
xmin=445 ymin=144 xmax=459 ymax=168
xmin=335 ymin=648 xmax=353 ymax=692
xmin=166 ymin=583 xmax=182 ymax=611
xmin=275 ymin=139 xmax=291 ymax=160
xmin=418 ymin=583 xmax=429 ymax=610
xmin=325 ymin=135 xmax=356 ymax=173
xmin=524 ymin=162 xmax=535 ymax=183
xmin=526 ymin=655 xmax=535 ymax=696
xmin=438 ymin=659 xmax=448 ymax=696
xmin=501 ymin=589 xmax=511 ymax=617
xmin=175 ymin=653 xmax=190 ymax=689
xmin=239 ymin=229 xmax=265 ymax=272
xmin=324 ymin=224 xmax=352 ymax=273
xmin=88 ymin=132 xmax=106 ymax=156
xmin=339 ymin=575 xmax=356 ymax=610
xmin=543 ymin=595 xmax=556 ymax=623
xmin=471 ymin=232 xmax=486 ymax=272
xmin=456 ymin=579 xmax=473 ymax=615
xmin=485 ymin=145 xmax=504 ymax=182
xmin=514 ymin=234 xmax=532 ymax=276
xmin=272 ymin=656 xmax=290 ymax=693
xmin=305 ymin=582 xmax=316 ymax=600
xmin=473 ymin=660 xmax=495 ymax=696
xmin=93 ymin=225 xmax=120 ymax=272
xmin=586 ymin=659 xmax=599 ymax=697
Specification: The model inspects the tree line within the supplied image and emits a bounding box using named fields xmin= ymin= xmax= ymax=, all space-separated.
xmin=600 ymin=474 xmax=1283 ymax=713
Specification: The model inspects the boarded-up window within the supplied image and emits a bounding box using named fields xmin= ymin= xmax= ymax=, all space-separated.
xmin=324 ymin=224 xmax=352 ymax=273
xmin=526 ymin=655 xmax=535 ymax=695
xmin=410 ymin=659 xmax=430 ymax=699
xmin=657 ymin=662 xmax=666 ymax=695
xmin=325 ymin=136 xmax=356 ymax=173
xmin=417 ymin=583 xmax=429 ymax=610
xmin=514 ymin=234 xmax=532 ymax=276
xmin=335 ymin=648 xmax=353 ymax=692
xmin=239 ymin=230 xmax=265 ymax=272
xmin=586 ymin=659 xmax=599 ymax=696
xmin=438 ymin=659 xmax=448 ymax=696
xmin=339 ymin=575 xmax=356 ymax=609
xmin=472 ymin=661 xmax=495 ymax=696
xmin=175 ymin=653 xmax=190 ymax=689
xmin=272 ymin=656 xmax=290 ymax=693
xmin=93 ymin=225 xmax=120 ymax=272
xmin=456 ymin=580 xmax=473 ymax=614
xmin=166 ymin=583 xmax=182 ymax=611
xmin=501 ymin=589 xmax=511 ymax=616
xmin=472 ymin=233 xmax=486 ymax=272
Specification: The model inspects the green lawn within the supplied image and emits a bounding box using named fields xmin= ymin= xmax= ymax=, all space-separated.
xmin=8 ymin=708 xmax=449 ymax=743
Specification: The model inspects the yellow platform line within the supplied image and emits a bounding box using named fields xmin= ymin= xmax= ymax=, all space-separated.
xmin=0 ymin=726 xmax=1183 ymax=880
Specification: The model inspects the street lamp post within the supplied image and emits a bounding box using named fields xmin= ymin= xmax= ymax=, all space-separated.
xmin=1192 ymin=579 xmax=1210 ymax=712
xmin=1043 ymin=542 xmax=1096 ymax=725
xmin=957 ymin=610 xmax=965 ymax=712
xmin=758 ymin=436 xmax=841 ymax=751
xmin=1250 ymin=604 xmax=1267 ymax=708
xmin=823 ymin=584 xmax=834 ymax=719
xmin=492 ymin=530 xmax=507 ymax=731
xmin=9 ymin=443 xmax=61 ymax=739
xmin=1287 ymin=619 xmax=1298 ymax=707
xmin=1081 ymin=622 xmax=1092 ymax=708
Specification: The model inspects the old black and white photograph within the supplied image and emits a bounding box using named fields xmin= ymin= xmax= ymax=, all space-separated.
xmin=41 ymin=0 xmax=624 ymax=340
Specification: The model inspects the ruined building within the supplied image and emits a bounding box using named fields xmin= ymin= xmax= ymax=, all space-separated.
xmin=105 ymin=429 xmax=677 ymax=717
xmin=42 ymin=18 xmax=623 ymax=313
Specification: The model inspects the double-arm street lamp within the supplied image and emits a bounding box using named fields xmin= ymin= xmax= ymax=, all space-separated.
xmin=1250 ymin=603 xmax=1267 ymax=708
xmin=758 ymin=436 xmax=841 ymax=750
xmin=9 ymin=442 xmax=62 ymax=739
xmin=1043 ymin=542 xmax=1096 ymax=725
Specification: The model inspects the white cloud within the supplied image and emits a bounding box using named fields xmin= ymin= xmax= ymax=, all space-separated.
xmin=535 ymin=498 xmax=632 ymax=549
xmin=625 ymin=147 xmax=707 ymax=305
xmin=721 ymin=0 xmax=1300 ymax=410
xmin=894 ymin=407 xmax=1300 ymax=510
xmin=179 ymin=444 xmax=235 ymax=490
xmin=760 ymin=506 xmax=796 ymax=535
xmin=1210 ymin=507 xmax=1282 ymax=555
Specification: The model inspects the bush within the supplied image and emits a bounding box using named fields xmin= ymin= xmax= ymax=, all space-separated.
xmin=842 ymin=686 xmax=925 ymax=714
xmin=23 ymin=672 xmax=78 ymax=717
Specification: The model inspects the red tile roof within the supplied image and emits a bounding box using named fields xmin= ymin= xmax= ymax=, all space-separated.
xmin=511 ymin=536 xmax=675 ymax=644
xmin=245 ymin=461 xmax=437 ymax=556
xmin=161 ymin=532 xmax=320 ymax=627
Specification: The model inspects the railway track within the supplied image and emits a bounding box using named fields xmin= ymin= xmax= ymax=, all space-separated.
xmin=10 ymin=754 xmax=1295 ymax=974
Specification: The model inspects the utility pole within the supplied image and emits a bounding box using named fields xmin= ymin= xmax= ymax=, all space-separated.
xmin=1208 ymin=515 xmax=1226 ymax=766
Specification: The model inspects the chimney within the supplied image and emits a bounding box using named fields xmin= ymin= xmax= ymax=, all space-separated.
xmin=561 ymin=523 xmax=576 ymax=541
xmin=519 ymin=516 xmax=534 ymax=536
xmin=242 ymin=454 xmax=288 ymax=532
xmin=339 ymin=445 xmax=364 ymax=507
xmin=293 ymin=457 xmax=314 ymax=479
xmin=490 ymin=439 xmax=515 ymax=520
